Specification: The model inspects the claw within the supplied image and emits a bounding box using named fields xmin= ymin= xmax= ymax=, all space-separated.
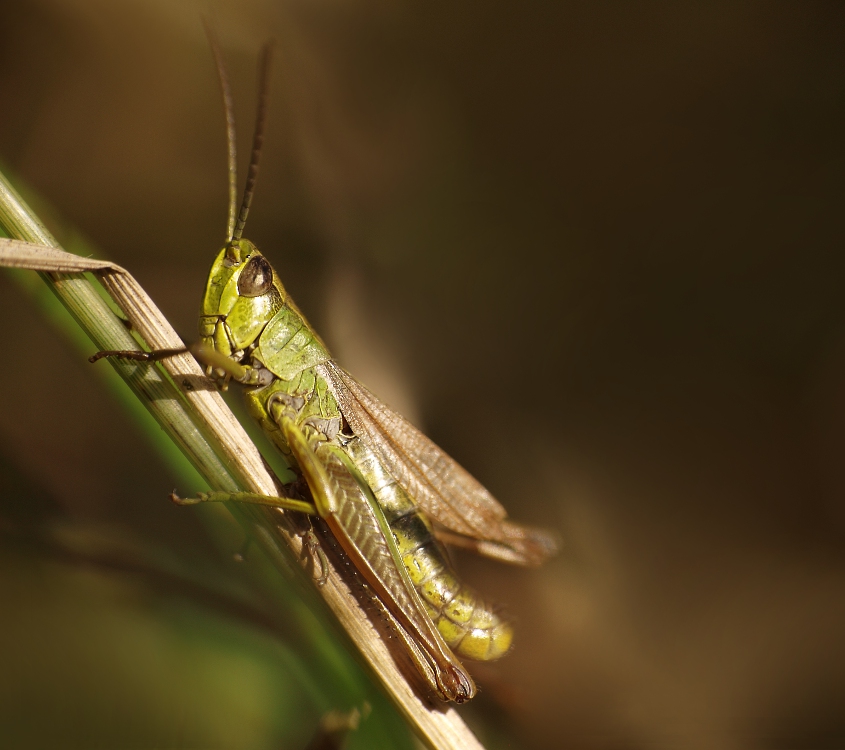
xmin=170 ymin=491 xmax=204 ymax=506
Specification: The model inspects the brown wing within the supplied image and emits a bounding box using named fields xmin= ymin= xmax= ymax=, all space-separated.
xmin=325 ymin=361 xmax=558 ymax=566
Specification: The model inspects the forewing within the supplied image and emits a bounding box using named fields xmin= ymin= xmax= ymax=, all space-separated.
xmin=325 ymin=362 xmax=558 ymax=566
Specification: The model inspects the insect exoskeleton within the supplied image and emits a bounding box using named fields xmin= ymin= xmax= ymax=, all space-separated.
xmin=138 ymin=35 xmax=556 ymax=703
xmin=214 ymin=243 xmax=514 ymax=653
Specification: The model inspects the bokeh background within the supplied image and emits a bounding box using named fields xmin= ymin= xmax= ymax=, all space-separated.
xmin=1 ymin=1 xmax=845 ymax=748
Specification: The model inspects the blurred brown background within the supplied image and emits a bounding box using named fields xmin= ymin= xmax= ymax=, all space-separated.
xmin=1 ymin=1 xmax=845 ymax=748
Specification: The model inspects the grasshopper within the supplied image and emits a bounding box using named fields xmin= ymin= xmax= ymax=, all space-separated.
xmin=92 ymin=39 xmax=558 ymax=704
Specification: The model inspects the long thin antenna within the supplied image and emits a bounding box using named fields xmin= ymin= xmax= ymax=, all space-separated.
xmin=204 ymin=20 xmax=238 ymax=243
xmin=232 ymin=41 xmax=274 ymax=242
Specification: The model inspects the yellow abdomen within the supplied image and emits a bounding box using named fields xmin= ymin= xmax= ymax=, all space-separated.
xmin=344 ymin=438 xmax=513 ymax=661
xmin=390 ymin=510 xmax=513 ymax=660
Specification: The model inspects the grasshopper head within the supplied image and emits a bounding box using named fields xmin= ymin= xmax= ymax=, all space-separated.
xmin=198 ymin=238 xmax=285 ymax=358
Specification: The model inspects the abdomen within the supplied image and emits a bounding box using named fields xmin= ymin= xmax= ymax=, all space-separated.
xmin=344 ymin=438 xmax=513 ymax=661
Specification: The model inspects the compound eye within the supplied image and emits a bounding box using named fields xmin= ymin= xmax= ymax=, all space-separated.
xmin=237 ymin=255 xmax=274 ymax=297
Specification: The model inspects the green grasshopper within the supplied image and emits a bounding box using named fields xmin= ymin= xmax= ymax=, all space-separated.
xmin=93 ymin=40 xmax=557 ymax=704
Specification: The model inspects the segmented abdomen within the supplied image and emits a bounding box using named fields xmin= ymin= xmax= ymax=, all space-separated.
xmin=345 ymin=439 xmax=513 ymax=661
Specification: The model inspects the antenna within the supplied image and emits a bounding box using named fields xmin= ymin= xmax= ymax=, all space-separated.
xmin=204 ymin=20 xmax=238 ymax=243
xmin=232 ymin=41 xmax=274 ymax=242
